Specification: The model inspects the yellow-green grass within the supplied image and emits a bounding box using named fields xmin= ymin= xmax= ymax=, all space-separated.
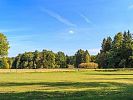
xmin=0 ymin=70 xmax=133 ymax=100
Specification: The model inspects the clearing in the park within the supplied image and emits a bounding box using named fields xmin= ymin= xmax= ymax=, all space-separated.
xmin=0 ymin=69 xmax=133 ymax=100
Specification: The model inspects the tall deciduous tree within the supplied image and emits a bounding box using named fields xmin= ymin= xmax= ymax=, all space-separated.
xmin=2 ymin=57 xmax=9 ymax=69
xmin=75 ymin=49 xmax=91 ymax=67
xmin=84 ymin=50 xmax=90 ymax=63
xmin=0 ymin=33 xmax=9 ymax=57
xmin=55 ymin=52 xmax=66 ymax=68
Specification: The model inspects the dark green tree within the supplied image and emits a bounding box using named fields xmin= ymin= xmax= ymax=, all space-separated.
xmin=55 ymin=52 xmax=66 ymax=68
xmin=66 ymin=55 xmax=76 ymax=66
xmin=42 ymin=50 xmax=55 ymax=68
xmin=96 ymin=37 xmax=112 ymax=68
xmin=75 ymin=49 xmax=91 ymax=67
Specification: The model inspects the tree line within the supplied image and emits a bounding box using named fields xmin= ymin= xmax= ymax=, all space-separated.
xmin=0 ymin=32 xmax=98 ymax=69
xmin=0 ymin=30 xmax=133 ymax=69
xmin=96 ymin=30 xmax=133 ymax=68
xmin=0 ymin=34 xmax=96 ymax=69
xmin=9 ymin=49 xmax=96 ymax=69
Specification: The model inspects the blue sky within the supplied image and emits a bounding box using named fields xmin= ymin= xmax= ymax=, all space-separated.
xmin=1 ymin=0 xmax=133 ymax=57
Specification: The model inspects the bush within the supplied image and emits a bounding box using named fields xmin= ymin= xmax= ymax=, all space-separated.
xmin=67 ymin=64 xmax=75 ymax=69
xmin=78 ymin=62 xmax=98 ymax=69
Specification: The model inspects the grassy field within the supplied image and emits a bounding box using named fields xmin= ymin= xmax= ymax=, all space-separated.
xmin=0 ymin=69 xmax=133 ymax=100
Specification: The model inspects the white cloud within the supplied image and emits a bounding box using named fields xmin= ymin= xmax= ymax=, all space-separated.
xmin=68 ymin=30 xmax=75 ymax=34
xmin=88 ymin=48 xmax=100 ymax=55
xmin=41 ymin=8 xmax=76 ymax=27
xmin=80 ymin=14 xmax=91 ymax=24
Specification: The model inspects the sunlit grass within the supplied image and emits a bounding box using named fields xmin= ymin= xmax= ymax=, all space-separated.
xmin=0 ymin=70 xmax=133 ymax=100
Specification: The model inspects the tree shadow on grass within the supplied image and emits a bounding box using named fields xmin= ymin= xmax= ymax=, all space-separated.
xmin=86 ymin=73 xmax=133 ymax=76
xmin=0 ymin=82 xmax=133 ymax=100
xmin=0 ymin=81 xmax=129 ymax=88
xmin=98 ymin=74 xmax=133 ymax=75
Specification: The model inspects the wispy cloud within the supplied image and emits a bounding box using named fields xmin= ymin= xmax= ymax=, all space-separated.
xmin=80 ymin=14 xmax=91 ymax=24
xmin=41 ymin=8 xmax=76 ymax=27
xmin=128 ymin=4 xmax=133 ymax=9
xmin=0 ymin=28 xmax=30 ymax=33
xmin=8 ymin=34 xmax=40 ymax=43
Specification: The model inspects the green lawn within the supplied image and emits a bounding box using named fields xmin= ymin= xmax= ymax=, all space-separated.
xmin=0 ymin=70 xmax=133 ymax=100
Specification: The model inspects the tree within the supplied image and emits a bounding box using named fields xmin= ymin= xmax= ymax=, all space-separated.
xmin=75 ymin=49 xmax=91 ymax=67
xmin=121 ymin=30 xmax=133 ymax=67
xmin=112 ymin=32 xmax=123 ymax=50
xmin=33 ymin=50 xmax=40 ymax=69
xmin=42 ymin=50 xmax=55 ymax=68
xmin=55 ymin=52 xmax=66 ymax=68
xmin=2 ymin=57 xmax=9 ymax=69
xmin=101 ymin=38 xmax=106 ymax=52
xmin=12 ymin=54 xmax=22 ymax=69
xmin=91 ymin=55 xmax=96 ymax=62
xmin=0 ymin=59 xmax=3 ymax=68
xmin=108 ymin=32 xmax=123 ymax=68
xmin=66 ymin=55 xmax=76 ymax=67
xmin=96 ymin=37 xmax=112 ymax=68
xmin=0 ymin=33 xmax=10 ymax=57
xmin=75 ymin=49 xmax=84 ymax=67
xmin=96 ymin=30 xmax=133 ymax=68
xmin=8 ymin=58 xmax=13 ymax=69
xmin=84 ymin=50 xmax=90 ymax=63
xmin=96 ymin=52 xmax=109 ymax=68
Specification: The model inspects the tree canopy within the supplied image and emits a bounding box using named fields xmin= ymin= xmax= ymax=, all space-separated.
xmin=0 ymin=33 xmax=9 ymax=69
xmin=0 ymin=33 xmax=9 ymax=57
xmin=1 ymin=31 xmax=133 ymax=69
xmin=96 ymin=30 xmax=133 ymax=68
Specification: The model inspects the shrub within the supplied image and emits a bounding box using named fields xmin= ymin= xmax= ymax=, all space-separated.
xmin=78 ymin=62 xmax=98 ymax=69
xmin=67 ymin=64 xmax=75 ymax=69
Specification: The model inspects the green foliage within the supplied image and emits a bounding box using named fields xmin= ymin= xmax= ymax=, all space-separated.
xmin=55 ymin=52 xmax=66 ymax=68
xmin=42 ymin=50 xmax=55 ymax=68
xmin=112 ymin=32 xmax=123 ymax=50
xmin=2 ymin=57 xmax=10 ymax=69
xmin=11 ymin=49 xmax=93 ymax=69
xmin=84 ymin=50 xmax=90 ymax=63
xmin=0 ymin=60 xmax=3 ymax=68
xmin=0 ymin=57 xmax=10 ymax=69
xmin=8 ymin=58 xmax=13 ymax=69
xmin=91 ymin=55 xmax=96 ymax=62
xmin=96 ymin=30 xmax=133 ymax=68
xmin=0 ymin=33 xmax=10 ymax=57
xmin=96 ymin=52 xmax=109 ymax=68
xmin=66 ymin=55 xmax=75 ymax=66
xmin=12 ymin=50 xmax=56 ymax=69
xmin=75 ymin=49 xmax=91 ymax=67
xmin=101 ymin=37 xmax=112 ymax=52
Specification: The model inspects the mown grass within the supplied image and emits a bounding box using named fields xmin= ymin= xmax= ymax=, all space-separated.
xmin=0 ymin=70 xmax=133 ymax=100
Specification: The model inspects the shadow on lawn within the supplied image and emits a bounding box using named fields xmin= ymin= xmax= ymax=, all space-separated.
xmin=0 ymin=82 xmax=133 ymax=100
xmin=86 ymin=73 xmax=133 ymax=76
xmin=0 ymin=81 xmax=130 ymax=88
xmin=97 ymin=74 xmax=133 ymax=75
